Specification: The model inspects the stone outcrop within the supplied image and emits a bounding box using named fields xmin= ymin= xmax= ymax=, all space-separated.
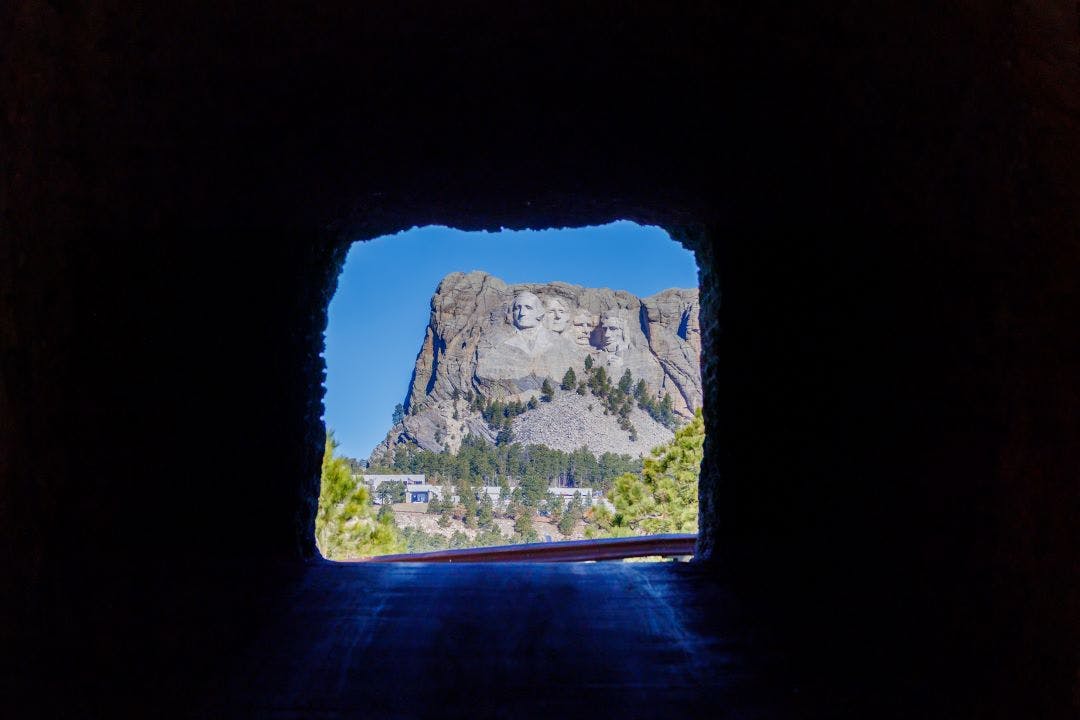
xmin=371 ymin=271 xmax=701 ymax=458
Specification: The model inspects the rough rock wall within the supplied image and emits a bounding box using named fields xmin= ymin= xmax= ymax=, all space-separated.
xmin=375 ymin=271 xmax=700 ymax=457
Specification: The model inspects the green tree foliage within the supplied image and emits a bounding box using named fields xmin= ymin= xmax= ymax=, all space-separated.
xmin=392 ymin=403 xmax=406 ymax=425
xmin=596 ymin=451 xmax=638 ymax=494
xmin=458 ymin=479 xmax=479 ymax=529
xmin=561 ymin=367 xmax=577 ymax=391
xmin=400 ymin=527 xmax=450 ymax=553
xmin=477 ymin=491 xmax=495 ymax=529
xmin=632 ymin=378 xmax=679 ymax=430
xmin=471 ymin=393 xmax=486 ymax=413
xmin=558 ymin=490 xmax=585 ymax=535
xmin=316 ymin=431 xmax=404 ymax=559
xmin=581 ymin=366 xmax=666 ymax=441
xmin=587 ymin=366 xmax=609 ymax=397
xmin=540 ymin=378 xmax=555 ymax=402
xmin=584 ymin=355 xmax=593 ymax=370
xmin=518 ymin=473 xmax=549 ymax=508
xmin=475 ymin=527 xmax=508 ymax=547
xmin=527 ymin=396 xmax=539 ymax=410
xmin=362 ymin=415 xmax=704 ymax=552
xmin=544 ymin=492 xmax=564 ymax=522
xmin=385 ymin=435 xmax=640 ymax=496
xmin=375 ymin=480 xmax=406 ymax=504
xmin=506 ymin=487 xmax=526 ymax=518
xmin=513 ymin=511 xmax=538 ymax=542
xmin=592 ymin=410 xmax=703 ymax=538
xmin=398 ymin=526 xmax=511 ymax=553
xmin=480 ymin=397 xmax=535 ymax=435
xmin=659 ymin=393 xmax=676 ymax=428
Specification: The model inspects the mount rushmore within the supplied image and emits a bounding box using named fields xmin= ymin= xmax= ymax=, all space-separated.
xmin=369 ymin=271 xmax=702 ymax=460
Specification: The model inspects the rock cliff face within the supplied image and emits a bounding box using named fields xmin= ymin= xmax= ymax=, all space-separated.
xmin=370 ymin=271 xmax=701 ymax=459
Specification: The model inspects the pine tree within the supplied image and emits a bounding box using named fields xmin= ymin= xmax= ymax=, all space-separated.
xmin=546 ymin=492 xmax=564 ymax=522
xmin=375 ymin=480 xmax=406 ymax=504
xmin=618 ymin=369 xmax=633 ymax=394
xmin=561 ymin=505 xmax=581 ymax=535
xmin=316 ymin=430 xmax=404 ymax=559
xmin=514 ymin=511 xmax=537 ymax=542
xmin=478 ymin=491 xmax=495 ymax=529
xmin=659 ymin=393 xmax=676 ymax=428
xmin=584 ymin=355 xmax=593 ymax=370
xmin=540 ymin=378 xmax=555 ymax=402
xmin=596 ymin=367 xmax=609 ymax=394
xmin=437 ymin=498 xmax=453 ymax=527
xmin=392 ymin=403 xmax=406 ymax=425
xmin=599 ymin=409 xmax=703 ymax=537
xmin=558 ymin=490 xmax=584 ymax=535
xmin=561 ymin=367 xmax=577 ymax=391
xmin=460 ymin=482 xmax=479 ymax=529
xmin=527 ymin=396 xmax=539 ymax=410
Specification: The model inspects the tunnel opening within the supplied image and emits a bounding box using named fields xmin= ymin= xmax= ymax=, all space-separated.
xmin=316 ymin=221 xmax=705 ymax=560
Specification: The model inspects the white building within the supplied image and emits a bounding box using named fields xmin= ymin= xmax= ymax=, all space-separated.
xmin=547 ymin=487 xmax=599 ymax=507
xmin=360 ymin=478 xmax=612 ymax=510
xmin=359 ymin=474 xmax=427 ymax=504
xmin=400 ymin=484 xmax=444 ymax=504
xmin=360 ymin=474 xmax=426 ymax=487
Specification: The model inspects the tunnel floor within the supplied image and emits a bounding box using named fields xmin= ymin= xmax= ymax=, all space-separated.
xmin=194 ymin=562 xmax=789 ymax=719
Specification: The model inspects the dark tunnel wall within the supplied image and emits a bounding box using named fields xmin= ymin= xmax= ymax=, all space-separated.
xmin=3 ymin=1 xmax=1078 ymax=717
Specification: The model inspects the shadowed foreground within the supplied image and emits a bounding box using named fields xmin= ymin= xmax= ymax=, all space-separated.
xmin=197 ymin=563 xmax=782 ymax=719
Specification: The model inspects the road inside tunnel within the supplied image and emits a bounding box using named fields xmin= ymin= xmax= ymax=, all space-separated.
xmin=195 ymin=562 xmax=787 ymax=718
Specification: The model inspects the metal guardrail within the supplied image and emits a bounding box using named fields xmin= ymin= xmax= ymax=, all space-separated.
xmin=351 ymin=533 xmax=697 ymax=563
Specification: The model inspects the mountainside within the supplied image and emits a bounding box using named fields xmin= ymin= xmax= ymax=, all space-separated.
xmin=510 ymin=391 xmax=674 ymax=455
xmin=370 ymin=271 xmax=701 ymax=460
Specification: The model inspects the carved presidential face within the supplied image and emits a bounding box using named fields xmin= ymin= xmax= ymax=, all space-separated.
xmin=599 ymin=314 xmax=627 ymax=353
xmin=572 ymin=311 xmax=592 ymax=346
xmin=511 ymin=291 xmax=544 ymax=330
xmin=545 ymin=298 xmax=569 ymax=333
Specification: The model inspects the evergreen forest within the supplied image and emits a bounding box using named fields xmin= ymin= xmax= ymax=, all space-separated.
xmin=316 ymin=410 xmax=704 ymax=560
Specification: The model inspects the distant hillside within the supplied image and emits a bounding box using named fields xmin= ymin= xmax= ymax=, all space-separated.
xmin=370 ymin=271 xmax=701 ymax=461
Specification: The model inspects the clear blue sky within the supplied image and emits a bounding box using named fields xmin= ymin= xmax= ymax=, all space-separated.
xmin=323 ymin=221 xmax=699 ymax=460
